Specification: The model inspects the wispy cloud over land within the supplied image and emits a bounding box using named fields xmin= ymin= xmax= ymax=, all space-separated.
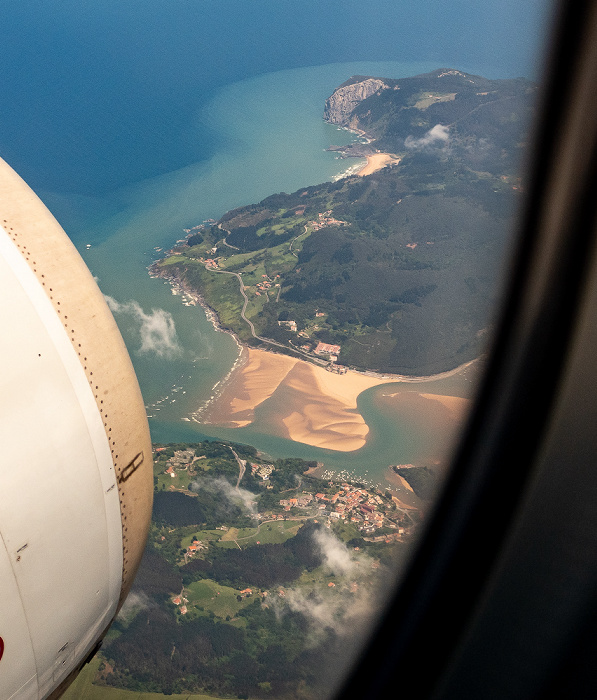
xmin=190 ymin=477 xmax=257 ymax=516
xmin=117 ymin=591 xmax=152 ymax=620
xmin=273 ymin=527 xmax=381 ymax=641
xmin=105 ymin=296 xmax=182 ymax=359
xmin=405 ymin=123 xmax=450 ymax=150
xmin=312 ymin=527 xmax=364 ymax=577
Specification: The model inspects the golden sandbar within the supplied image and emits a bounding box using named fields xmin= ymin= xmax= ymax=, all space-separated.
xmin=204 ymin=348 xmax=471 ymax=453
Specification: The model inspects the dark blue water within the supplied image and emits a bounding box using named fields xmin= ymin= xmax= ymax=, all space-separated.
xmin=1 ymin=0 xmax=549 ymax=199
xmin=0 ymin=1 xmax=551 ymax=479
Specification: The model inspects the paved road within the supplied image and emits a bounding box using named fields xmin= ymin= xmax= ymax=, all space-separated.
xmin=229 ymin=446 xmax=246 ymax=489
xmin=288 ymin=224 xmax=309 ymax=258
xmin=206 ymin=264 xmax=323 ymax=362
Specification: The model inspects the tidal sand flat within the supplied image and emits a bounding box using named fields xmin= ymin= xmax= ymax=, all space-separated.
xmin=205 ymin=348 xmax=395 ymax=450
xmin=279 ymin=361 xmax=390 ymax=451
xmin=418 ymin=393 xmax=470 ymax=418
xmin=206 ymin=348 xmax=297 ymax=427
xmin=203 ymin=348 xmax=472 ymax=453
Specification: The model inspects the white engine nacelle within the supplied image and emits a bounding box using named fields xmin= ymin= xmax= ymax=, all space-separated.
xmin=0 ymin=157 xmax=153 ymax=699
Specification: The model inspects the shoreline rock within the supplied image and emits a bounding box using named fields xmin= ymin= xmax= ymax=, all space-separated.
xmin=323 ymin=76 xmax=389 ymax=128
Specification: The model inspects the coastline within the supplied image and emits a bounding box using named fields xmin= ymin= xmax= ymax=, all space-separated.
xmin=148 ymin=92 xmax=476 ymax=454
xmin=149 ymin=263 xmax=243 ymax=349
xmin=150 ymin=262 xmax=476 ymax=455
xmin=326 ymin=121 xmax=400 ymax=178
xmin=151 ymin=254 xmax=479 ymax=383
xmin=149 ymin=264 xmax=249 ymax=421
xmin=200 ymin=346 xmax=473 ymax=453
xmin=357 ymin=152 xmax=401 ymax=177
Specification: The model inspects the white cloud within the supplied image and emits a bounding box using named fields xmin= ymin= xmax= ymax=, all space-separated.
xmin=190 ymin=477 xmax=257 ymax=516
xmin=269 ymin=528 xmax=379 ymax=640
xmin=117 ymin=591 xmax=152 ymax=620
xmin=312 ymin=527 xmax=361 ymax=577
xmin=283 ymin=582 xmax=379 ymax=637
xmin=105 ymin=295 xmax=182 ymax=359
xmin=404 ymin=123 xmax=450 ymax=150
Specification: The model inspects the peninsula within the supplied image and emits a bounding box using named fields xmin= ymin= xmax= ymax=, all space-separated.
xmin=150 ymin=68 xmax=534 ymax=447
xmin=152 ymin=69 xmax=535 ymax=375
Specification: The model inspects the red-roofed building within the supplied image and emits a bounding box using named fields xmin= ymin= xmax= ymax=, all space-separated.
xmin=314 ymin=342 xmax=341 ymax=356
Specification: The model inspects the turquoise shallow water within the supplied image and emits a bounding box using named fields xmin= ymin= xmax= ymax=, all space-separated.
xmin=1 ymin=0 xmax=549 ymax=482
xmin=46 ymin=61 xmax=487 ymax=484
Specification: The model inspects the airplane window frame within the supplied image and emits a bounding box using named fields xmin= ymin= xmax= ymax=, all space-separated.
xmin=335 ymin=2 xmax=597 ymax=698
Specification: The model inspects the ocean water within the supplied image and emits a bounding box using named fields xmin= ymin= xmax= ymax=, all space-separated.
xmin=194 ymin=358 xmax=483 ymax=481
xmin=1 ymin=0 xmax=549 ymax=195
xmin=1 ymin=0 xmax=550 ymax=482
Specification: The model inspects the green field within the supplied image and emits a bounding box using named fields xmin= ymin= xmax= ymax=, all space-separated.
xmin=235 ymin=520 xmax=301 ymax=546
xmin=180 ymin=529 xmax=223 ymax=549
xmin=62 ymin=657 xmax=224 ymax=700
xmin=155 ymin=471 xmax=192 ymax=491
xmin=201 ymin=520 xmax=303 ymax=549
xmin=185 ymin=579 xmax=253 ymax=618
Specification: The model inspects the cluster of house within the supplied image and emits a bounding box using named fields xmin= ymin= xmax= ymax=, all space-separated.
xmin=186 ymin=537 xmax=208 ymax=556
xmin=162 ymin=448 xmax=199 ymax=478
xmin=279 ymin=493 xmax=314 ymax=510
xmin=278 ymin=320 xmax=297 ymax=332
xmin=172 ymin=593 xmax=189 ymax=615
xmin=255 ymin=274 xmax=280 ymax=297
xmin=275 ymin=318 xmax=344 ymax=366
xmin=314 ymin=341 xmax=341 ymax=361
xmin=276 ymin=483 xmax=406 ymax=535
xmin=250 ymin=462 xmax=275 ymax=481
xmin=179 ymin=537 xmax=209 ymax=567
xmin=326 ymin=363 xmax=348 ymax=374
xmin=312 ymin=484 xmax=403 ymax=535
xmin=308 ymin=210 xmax=347 ymax=231
xmin=363 ymin=532 xmax=405 ymax=543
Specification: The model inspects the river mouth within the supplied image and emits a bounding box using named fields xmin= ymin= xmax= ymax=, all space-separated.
xmin=60 ymin=61 xmax=480 ymax=482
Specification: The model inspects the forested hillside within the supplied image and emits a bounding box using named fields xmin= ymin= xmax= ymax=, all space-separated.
xmin=154 ymin=69 xmax=536 ymax=374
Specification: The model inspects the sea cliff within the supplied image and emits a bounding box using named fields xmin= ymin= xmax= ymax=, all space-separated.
xmin=323 ymin=76 xmax=389 ymax=128
xmin=152 ymin=69 xmax=535 ymax=375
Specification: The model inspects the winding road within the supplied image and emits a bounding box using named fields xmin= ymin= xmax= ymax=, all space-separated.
xmin=229 ymin=446 xmax=246 ymax=489
xmin=288 ymin=224 xmax=310 ymax=258
xmin=205 ymin=264 xmax=325 ymax=362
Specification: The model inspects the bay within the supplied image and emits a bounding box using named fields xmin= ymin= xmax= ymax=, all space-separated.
xmin=49 ymin=61 xmax=484 ymax=485
xmin=0 ymin=0 xmax=549 ymax=484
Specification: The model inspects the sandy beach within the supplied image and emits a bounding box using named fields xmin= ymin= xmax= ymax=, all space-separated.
xmin=203 ymin=348 xmax=471 ymax=452
xmin=206 ymin=348 xmax=394 ymax=450
xmin=217 ymin=348 xmax=297 ymax=427
xmin=358 ymin=152 xmax=401 ymax=177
